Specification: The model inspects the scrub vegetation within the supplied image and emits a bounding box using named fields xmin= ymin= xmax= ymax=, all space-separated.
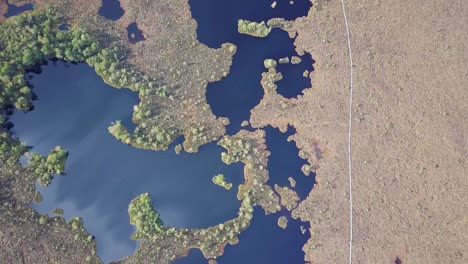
xmin=277 ymin=216 xmax=288 ymax=229
xmin=128 ymin=193 xmax=165 ymax=239
xmin=0 ymin=7 xmax=166 ymax=116
xmin=237 ymin=19 xmax=271 ymax=37
xmin=212 ymin=173 xmax=233 ymax=190
xmin=27 ymin=146 xmax=68 ymax=187
xmin=274 ymin=184 xmax=300 ymax=211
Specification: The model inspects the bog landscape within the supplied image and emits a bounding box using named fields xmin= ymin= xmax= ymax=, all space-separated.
xmin=0 ymin=0 xmax=466 ymax=264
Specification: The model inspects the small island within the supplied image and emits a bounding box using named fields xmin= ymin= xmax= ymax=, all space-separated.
xmin=212 ymin=174 xmax=233 ymax=190
xmin=277 ymin=216 xmax=288 ymax=229
xmin=238 ymin=19 xmax=271 ymax=37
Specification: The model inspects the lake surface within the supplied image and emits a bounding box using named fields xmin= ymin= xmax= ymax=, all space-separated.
xmin=12 ymin=62 xmax=244 ymax=263
xmin=9 ymin=0 xmax=316 ymax=263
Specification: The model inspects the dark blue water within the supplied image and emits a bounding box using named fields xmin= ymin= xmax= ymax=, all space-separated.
xmin=127 ymin=22 xmax=145 ymax=44
xmin=191 ymin=0 xmax=313 ymax=132
xmin=276 ymin=53 xmax=315 ymax=98
xmin=174 ymin=210 xmax=310 ymax=264
xmin=8 ymin=1 xmax=316 ymax=262
xmin=5 ymin=3 xmax=34 ymax=18
xmin=188 ymin=0 xmax=314 ymax=263
xmin=172 ymin=248 xmax=206 ymax=264
xmin=190 ymin=0 xmax=311 ymax=48
xmin=58 ymin=24 xmax=70 ymax=31
xmin=219 ymin=210 xmax=310 ymax=264
xmin=265 ymin=126 xmax=315 ymax=200
xmin=11 ymin=62 xmax=243 ymax=263
xmin=98 ymin=0 xmax=124 ymax=21
xmin=206 ymin=30 xmax=299 ymax=133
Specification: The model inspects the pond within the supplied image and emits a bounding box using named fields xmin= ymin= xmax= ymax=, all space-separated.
xmin=126 ymin=22 xmax=145 ymax=44
xmin=11 ymin=62 xmax=244 ymax=263
xmin=98 ymin=0 xmax=124 ymax=21
xmin=4 ymin=2 xmax=34 ymax=18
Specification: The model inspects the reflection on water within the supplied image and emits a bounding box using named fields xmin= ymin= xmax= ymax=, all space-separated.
xmin=11 ymin=62 xmax=243 ymax=263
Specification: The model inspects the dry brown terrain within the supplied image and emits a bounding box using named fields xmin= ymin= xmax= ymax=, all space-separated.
xmin=252 ymin=0 xmax=467 ymax=263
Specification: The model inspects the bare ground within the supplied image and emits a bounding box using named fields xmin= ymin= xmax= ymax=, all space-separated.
xmin=251 ymin=0 xmax=467 ymax=263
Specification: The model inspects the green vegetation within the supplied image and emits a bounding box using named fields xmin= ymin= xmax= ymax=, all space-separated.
xmin=291 ymin=56 xmax=302 ymax=64
xmin=267 ymin=18 xmax=288 ymax=29
xmin=128 ymin=193 xmax=165 ymax=240
xmin=279 ymin=57 xmax=290 ymax=64
xmin=39 ymin=215 xmax=47 ymax=225
xmin=301 ymin=164 xmax=312 ymax=176
xmin=0 ymin=8 xmax=101 ymax=113
xmin=264 ymin=59 xmax=277 ymax=69
xmin=0 ymin=6 xmax=167 ymax=112
xmin=219 ymin=137 xmax=253 ymax=165
xmin=0 ymin=8 xmax=173 ymax=160
xmin=27 ymin=146 xmax=68 ymax=187
xmin=277 ymin=216 xmax=288 ymax=229
xmin=212 ymin=174 xmax=233 ymax=190
xmin=0 ymin=132 xmax=28 ymax=164
xmin=53 ymin=208 xmax=64 ymax=215
xmin=174 ymin=144 xmax=182 ymax=154
xmin=238 ymin=19 xmax=271 ymax=37
xmin=288 ymin=176 xmax=296 ymax=187
xmin=109 ymin=119 xmax=178 ymax=150
xmin=108 ymin=121 xmax=132 ymax=144
xmin=70 ymin=217 xmax=83 ymax=230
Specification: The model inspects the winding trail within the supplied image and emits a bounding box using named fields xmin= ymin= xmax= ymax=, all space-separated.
xmin=339 ymin=0 xmax=355 ymax=263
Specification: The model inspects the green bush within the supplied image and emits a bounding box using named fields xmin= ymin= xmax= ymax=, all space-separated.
xmin=128 ymin=193 xmax=165 ymax=240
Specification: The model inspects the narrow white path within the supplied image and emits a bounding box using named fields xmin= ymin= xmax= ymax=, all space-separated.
xmin=339 ymin=0 xmax=355 ymax=263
